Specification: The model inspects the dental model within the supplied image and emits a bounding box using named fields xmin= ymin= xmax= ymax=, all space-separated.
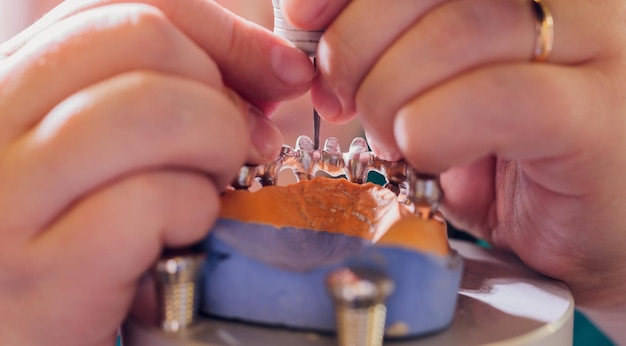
xmin=197 ymin=136 xmax=463 ymax=341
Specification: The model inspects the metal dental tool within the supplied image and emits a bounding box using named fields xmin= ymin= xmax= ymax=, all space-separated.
xmin=272 ymin=0 xmax=323 ymax=149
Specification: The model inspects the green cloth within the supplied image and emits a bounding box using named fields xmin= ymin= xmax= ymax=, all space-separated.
xmin=574 ymin=310 xmax=614 ymax=345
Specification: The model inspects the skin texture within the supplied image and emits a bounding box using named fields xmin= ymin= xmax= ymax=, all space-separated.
xmin=2 ymin=0 xmax=625 ymax=344
xmin=0 ymin=0 xmax=314 ymax=345
xmin=282 ymin=0 xmax=626 ymax=342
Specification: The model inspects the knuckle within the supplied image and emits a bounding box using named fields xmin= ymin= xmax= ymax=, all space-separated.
xmin=128 ymin=5 xmax=171 ymax=35
xmin=122 ymin=5 xmax=180 ymax=60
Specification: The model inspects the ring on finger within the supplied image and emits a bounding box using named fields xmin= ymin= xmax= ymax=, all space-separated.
xmin=530 ymin=0 xmax=554 ymax=62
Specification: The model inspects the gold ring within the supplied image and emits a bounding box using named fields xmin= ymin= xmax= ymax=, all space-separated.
xmin=530 ymin=0 xmax=554 ymax=62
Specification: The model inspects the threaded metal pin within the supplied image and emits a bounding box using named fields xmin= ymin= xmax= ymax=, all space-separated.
xmin=327 ymin=267 xmax=394 ymax=346
xmin=153 ymin=252 xmax=204 ymax=333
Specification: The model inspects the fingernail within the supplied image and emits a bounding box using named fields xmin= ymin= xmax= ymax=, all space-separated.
xmin=271 ymin=44 xmax=315 ymax=86
xmin=248 ymin=106 xmax=284 ymax=162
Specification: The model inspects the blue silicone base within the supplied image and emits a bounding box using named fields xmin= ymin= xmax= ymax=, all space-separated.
xmin=202 ymin=219 xmax=463 ymax=339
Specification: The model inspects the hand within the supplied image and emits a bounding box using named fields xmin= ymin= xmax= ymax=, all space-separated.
xmin=0 ymin=0 xmax=313 ymax=344
xmin=282 ymin=0 xmax=626 ymax=340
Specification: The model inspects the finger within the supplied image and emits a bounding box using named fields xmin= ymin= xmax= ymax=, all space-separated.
xmin=312 ymin=0 xmax=449 ymax=121
xmin=392 ymin=64 xmax=602 ymax=191
xmin=2 ymin=0 xmax=314 ymax=100
xmin=280 ymin=0 xmax=350 ymax=31
xmin=312 ymin=0 xmax=614 ymax=122
xmin=0 ymin=3 xmax=223 ymax=147
xmin=356 ymin=0 xmax=615 ymax=160
xmin=246 ymin=105 xmax=284 ymax=164
xmin=18 ymin=170 xmax=218 ymax=345
xmin=358 ymin=0 xmax=538 ymax=158
xmin=222 ymin=87 xmax=284 ymax=165
xmin=439 ymin=158 xmax=496 ymax=238
xmin=0 ymin=72 xmax=257 ymax=238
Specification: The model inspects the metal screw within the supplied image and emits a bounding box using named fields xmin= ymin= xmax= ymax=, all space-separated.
xmin=152 ymin=251 xmax=205 ymax=333
xmin=326 ymin=267 xmax=395 ymax=346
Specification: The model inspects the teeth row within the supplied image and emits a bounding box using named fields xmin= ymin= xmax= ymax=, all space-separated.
xmin=232 ymin=136 xmax=443 ymax=214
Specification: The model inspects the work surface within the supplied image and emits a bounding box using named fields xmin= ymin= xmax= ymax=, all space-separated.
xmin=124 ymin=239 xmax=575 ymax=346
